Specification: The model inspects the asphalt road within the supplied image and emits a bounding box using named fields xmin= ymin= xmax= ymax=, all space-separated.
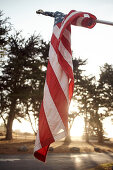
xmin=0 ymin=153 xmax=113 ymax=170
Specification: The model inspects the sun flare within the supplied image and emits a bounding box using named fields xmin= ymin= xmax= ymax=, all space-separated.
xmin=11 ymin=99 xmax=113 ymax=139
xmin=70 ymin=116 xmax=84 ymax=137
xmin=13 ymin=119 xmax=34 ymax=133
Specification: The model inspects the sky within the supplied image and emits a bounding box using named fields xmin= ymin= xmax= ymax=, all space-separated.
xmin=1 ymin=0 xmax=113 ymax=78
xmin=1 ymin=0 xmax=113 ymax=136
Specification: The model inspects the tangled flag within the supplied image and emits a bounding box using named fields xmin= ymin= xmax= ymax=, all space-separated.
xmin=34 ymin=10 xmax=96 ymax=162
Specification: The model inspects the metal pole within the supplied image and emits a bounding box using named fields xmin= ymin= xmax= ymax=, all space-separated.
xmin=96 ymin=19 xmax=113 ymax=26
xmin=36 ymin=10 xmax=113 ymax=26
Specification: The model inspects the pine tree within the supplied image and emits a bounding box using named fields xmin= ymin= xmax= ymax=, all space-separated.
xmin=65 ymin=58 xmax=87 ymax=143
xmin=99 ymin=63 xmax=113 ymax=112
xmin=0 ymin=11 xmax=11 ymax=130
xmin=0 ymin=32 xmax=49 ymax=140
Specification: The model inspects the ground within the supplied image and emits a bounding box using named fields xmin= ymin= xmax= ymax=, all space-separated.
xmin=0 ymin=135 xmax=113 ymax=169
xmin=0 ymin=135 xmax=113 ymax=155
xmin=89 ymin=163 xmax=113 ymax=170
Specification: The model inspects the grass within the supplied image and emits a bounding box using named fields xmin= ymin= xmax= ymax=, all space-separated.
xmin=89 ymin=163 xmax=113 ymax=170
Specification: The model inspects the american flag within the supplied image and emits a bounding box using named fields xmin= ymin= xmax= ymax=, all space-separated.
xmin=34 ymin=10 xmax=96 ymax=162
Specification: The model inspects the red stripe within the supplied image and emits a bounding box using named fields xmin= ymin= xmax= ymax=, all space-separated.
xmin=34 ymin=145 xmax=49 ymax=162
xmin=61 ymin=35 xmax=72 ymax=55
xmin=66 ymin=10 xmax=76 ymax=18
xmin=34 ymin=102 xmax=54 ymax=162
xmin=51 ymin=34 xmax=59 ymax=53
xmin=39 ymin=102 xmax=55 ymax=147
xmin=58 ymin=49 xmax=74 ymax=81
xmin=51 ymin=33 xmax=72 ymax=59
xmin=46 ymin=61 xmax=68 ymax=130
xmin=51 ymin=32 xmax=74 ymax=85
xmin=66 ymin=25 xmax=71 ymax=32
xmin=56 ymin=22 xmax=62 ymax=28
xmin=69 ymin=80 xmax=74 ymax=101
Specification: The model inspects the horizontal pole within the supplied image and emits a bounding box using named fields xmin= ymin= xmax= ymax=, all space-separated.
xmin=96 ymin=19 xmax=113 ymax=26
xmin=36 ymin=10 xmax=113 ymax=26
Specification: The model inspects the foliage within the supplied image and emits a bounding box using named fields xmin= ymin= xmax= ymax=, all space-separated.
xmin=72 ymin=63 xmax=113 ymax=143
xmin=0 ymin=30 xmax=49 ymax=139
xmin=65 ymin=58 xmax=87 ymax=143
xmin=0 ymin=10 xmax=11 ymax=128
xmin=0 ymin=10 xmax=11 ymax=49
xmin=99 ymin=63 xmax=113 ymax=112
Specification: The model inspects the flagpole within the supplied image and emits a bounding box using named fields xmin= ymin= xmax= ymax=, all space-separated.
xmin=96 ymin=19 xmax=113 ymax=26
xmin=36 ymin=10 xmax=113 ymax=26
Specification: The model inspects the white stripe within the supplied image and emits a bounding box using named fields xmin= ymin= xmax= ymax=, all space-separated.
xmin=54 ymin=131 xmax=67 ymax=141
xmin=49 ymin=44 xmax=69 ymax=101
xmin=43 ymin=82 xmax=67 ymax=141
xmin=76 ymin=17 xmax=84 ymax=26
xmin=34 ymin=130 xmax=42 ymax=152
xmin=53 ymin=27 xmax=71 ymax=44
xmin=75 ymin=14 xmax=90 ymax=26
xmin=58 ymin=41 xmax=73 ymax=68
xmin=59 ymin=11 xmax=80 ymax=36
xmin=84 ymin=14 xmax=90 ymax=18
xmin=53 ymin=25 xmax=60 ymax=39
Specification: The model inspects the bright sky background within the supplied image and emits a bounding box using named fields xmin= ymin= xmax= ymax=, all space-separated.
xmin=1 ymin=0 xmax=113 ymax=77
xmin=1 ymin=0 xmax=113 ymax=137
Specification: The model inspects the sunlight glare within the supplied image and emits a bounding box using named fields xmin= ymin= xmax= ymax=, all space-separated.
xmin=69 ymin=100 xmax=84 ymax=137
xmin=103 ymin=117 xmax=113 ymax=138
xmin=13 ymin=119 xmax=34 ymax=133
xmin=70 ymin=116 xmax=84 ymax=137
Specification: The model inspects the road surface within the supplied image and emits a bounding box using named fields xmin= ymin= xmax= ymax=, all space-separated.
xmin=0 ymin=153 xmax=113 ymax=170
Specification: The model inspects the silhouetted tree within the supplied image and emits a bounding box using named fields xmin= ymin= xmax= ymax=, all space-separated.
xmin=0 ymin=11 xmax=11 ymax=129
xmin=64 ymin=58 xmax=87 ymax=143
xmin=88 ymin=82 xmax=104 ymax=143
xmin=0 ymin=10 xmax=10 ymax=54
xmin=73 ymin=69 xmax=105 ymax=143
xmin=99 ymin=63 xmax=113 ymax=112
xmin=74 ymin=75 xmax=96 ymax=142
xmin=0 ymin=32 xmax=49 ymax=140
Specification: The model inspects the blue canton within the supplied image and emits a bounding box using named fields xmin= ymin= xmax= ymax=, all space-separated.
xmin=54 ymin=11 xmax=66 ymax=25
xmin=44 ymin=11 xmax=66 ymax=25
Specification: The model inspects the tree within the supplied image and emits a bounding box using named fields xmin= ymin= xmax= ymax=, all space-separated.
xmin=99 ymin=63 xmax=113 ymax=112
xmin=88 ymin=82 xmax=104 ymax=143
xmin=74 ymin=75 xmax=96 ymax=142
xmin=0 ymin=11 xmax=11 ymax=130
xmin=0 ymin=32 xmax=49 ymax=140
xmin=73 ymin=68 xmax=105 ymax=143
xmin=65 ymin=58 xmax=87 ymax=143
xmin=93 ymin=63 xmax=113 ymax=142
xmin=0 ymin=10 xmax=10 ymax=56
xmin=78 ymin=63 xmax=113 ymax=143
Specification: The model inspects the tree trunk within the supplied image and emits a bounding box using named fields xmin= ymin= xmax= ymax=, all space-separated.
xmin=96 ymin=111 xmax=104 ymax=143
xmin=84 ymin=100 xmax=89 ymax=143
xmin=64 ymin=129 xmax=71 ymax=143
xmin=97 ymin=122 xmax=104 ymax=143
xmin=85 ymin=132 xmax=89 ymax=143
xmin=84 ymin=116 xmax=89 ymax=143
xmin=6 ymin=100 xmax=16 ymax=140
xmin=98 ymin=131 xmax=104 ymax=143
xmin=26 ymin=104 xmax=37 ymax=135
xmin=85 ymin=126 xmax=89 ymax=143
xmin=6 ymin=114 xmax=14 ymax=140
